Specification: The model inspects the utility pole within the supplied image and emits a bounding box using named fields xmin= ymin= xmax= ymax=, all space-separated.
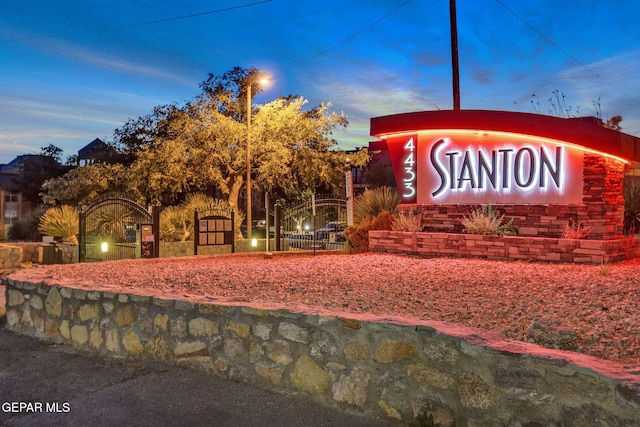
xmin=450 ymin=0 xmax=461 ymax=110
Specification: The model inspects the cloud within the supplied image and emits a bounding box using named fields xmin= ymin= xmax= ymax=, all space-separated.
xmin=28 ymin=37 xmax=195 ymax=87
xmin=557 ymin=49 xmax=640 ymax=134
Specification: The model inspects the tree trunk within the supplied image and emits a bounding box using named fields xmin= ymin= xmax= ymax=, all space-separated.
xmin=226 ymin=175 xmax=245 ymax=239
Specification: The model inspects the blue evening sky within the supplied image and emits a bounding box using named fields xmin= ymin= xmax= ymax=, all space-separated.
xmin=1 ymin=0 xmax=638 ymax=163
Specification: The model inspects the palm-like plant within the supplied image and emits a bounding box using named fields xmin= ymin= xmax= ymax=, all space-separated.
xmin=38 ymin=205 xmax=79 ymax=244
xmin=159 ymin=206 xmax=190 ymax=241
xmin=353 ymin=186 xmax=400 ymax=224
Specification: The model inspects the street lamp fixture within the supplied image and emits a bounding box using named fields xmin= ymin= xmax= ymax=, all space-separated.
xmin=246 ymin=75 xmax=270 ymax=241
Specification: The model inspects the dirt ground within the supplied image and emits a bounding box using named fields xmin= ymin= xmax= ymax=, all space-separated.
xmin=7 ymin=253 xmax=640 ymax=367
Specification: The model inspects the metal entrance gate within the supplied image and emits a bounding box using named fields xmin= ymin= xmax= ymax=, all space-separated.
xmin=280 ymin=195 xmax=347 ymax=251
xmin=79 ymin=195 xmax=153 ymax=262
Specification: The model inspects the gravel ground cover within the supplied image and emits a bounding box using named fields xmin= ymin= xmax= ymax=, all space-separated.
xmin=23 ymin=253 xmax=640 ymax=367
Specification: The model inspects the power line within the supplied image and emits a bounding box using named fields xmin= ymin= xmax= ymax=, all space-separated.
xmin=280 ymin=0 xmax=414 ymax=71
xmin=2 ymin=0 xmax=273 ymax=43
xmin=494 ymin=0 xmax=634 ymax=102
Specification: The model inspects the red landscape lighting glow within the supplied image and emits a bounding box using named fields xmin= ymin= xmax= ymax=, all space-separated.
xmin=378 ymin=129 xmax=630 ymax=165
xmin=383 ymin=129 xmax=601 ymax=205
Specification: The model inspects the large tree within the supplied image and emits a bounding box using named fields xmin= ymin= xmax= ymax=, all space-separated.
xmin=41 ymin=163 xmax=140 ymax=206
xmin=42 ymin=67 xmax=368 ymax=211
xmin=127 ymin=67 xmax=368 ymax=210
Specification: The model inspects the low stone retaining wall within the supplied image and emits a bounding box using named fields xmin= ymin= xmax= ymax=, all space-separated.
xmin=4 ymin=277 xmax=639 ymax=425
xmin=0 ymin=244 xmax=22 ymax=269
xmin=8 ymin=242 xmax=78 ymax=265
xmin=370 ymin=231 xmax=640 ymax=264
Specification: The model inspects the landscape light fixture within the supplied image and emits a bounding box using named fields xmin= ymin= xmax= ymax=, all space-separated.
xmin=101 ymin=242 xmax=108 ymax=261
xmin=246 ymin=74 xmax=270 ymax=242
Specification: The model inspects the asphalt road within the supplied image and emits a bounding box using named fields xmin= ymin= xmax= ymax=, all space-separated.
xmin=0 ymin=327 xmax=396 ymax=427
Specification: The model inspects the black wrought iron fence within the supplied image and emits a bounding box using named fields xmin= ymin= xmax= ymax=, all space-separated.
xmin=280 ymin=195 xmax=347 ymax=251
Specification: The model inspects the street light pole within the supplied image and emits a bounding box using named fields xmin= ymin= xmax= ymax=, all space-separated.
xmin=246 ymin=82 xmax=253 ymax=241
xmin=245 ymin=75 xmax=270 ymax=242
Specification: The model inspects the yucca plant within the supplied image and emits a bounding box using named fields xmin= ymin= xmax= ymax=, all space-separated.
xmin=460 ymin=204 xmax=515 ymax=236
xmin=182 ymin=193 xmax=216 ymax=212
xmin=353 ymin=186 xmax=400 ymax=224
xmin=38 ymin=205 xmax=79 ymax=244
xmin=159 ymin=206 xmax=190 ymax=241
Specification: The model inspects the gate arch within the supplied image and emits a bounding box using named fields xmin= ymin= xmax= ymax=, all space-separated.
xmin=79 ymin=195 xmax=152 ymax=262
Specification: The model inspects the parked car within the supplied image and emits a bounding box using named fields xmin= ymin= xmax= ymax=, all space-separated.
xmin=285 ymin=233 xmax=323 ymax=250
xmin=315 ymin=221 xmax=347 ymax=241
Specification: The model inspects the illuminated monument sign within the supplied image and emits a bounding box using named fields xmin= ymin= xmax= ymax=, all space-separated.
xmin=370 ymin=110 xmax=637 ymax=207
xmin=386 ymin=130 xmax=584 ymax=205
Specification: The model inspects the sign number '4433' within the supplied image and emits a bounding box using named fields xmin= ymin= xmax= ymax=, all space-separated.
xmin=402 ymin=137 xmax=417 ymax=200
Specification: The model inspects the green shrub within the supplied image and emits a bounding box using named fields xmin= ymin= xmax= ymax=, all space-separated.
xmin=345 ymin=210 xmax=394 ymax=253
xmin=38 ymin=205 xmax=79 ymax=244
xmin=353 ymin=186 xmax=400 ymax=224
xmin=460 ymin=204 xmax=515 ymax=236
xmin=7 ymin=206 xmax=45 ymax=241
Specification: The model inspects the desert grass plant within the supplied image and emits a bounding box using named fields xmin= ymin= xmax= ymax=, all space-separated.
xmin=392 ymin=210 xmax=424 ymax=232
xmin=353 ymin=186 xmax=400 ymax=224
xmin=561 ymin=219 xmax=593 ymax=239
xmin=38 ymin=205 xmax=79 ymax=244
xmin=345 ymin=210 xmax=394 ymax=253
xmin=460 ymin=204 xmax=515 ymax=236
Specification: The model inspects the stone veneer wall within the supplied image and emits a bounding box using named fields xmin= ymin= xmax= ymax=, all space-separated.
xmin=4 ymin=280 xmax=640 ymax=425
xmin=10 ymin=242 xmax=78 ymax=265
xmin=405 ymin=154 xmax=626 ymax=240
xmin=0 ymin=244 xmax=23 ymax=269
xmin=369 ymin=231 xmax=640 ymax=264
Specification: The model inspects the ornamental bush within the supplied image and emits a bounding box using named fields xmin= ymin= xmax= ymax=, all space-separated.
xmin=353 ymin=186 xmax=400 ymax=224
xmin=7 ymin=207 xmax=45 ymax=241
xmin=392 ymin=210 xmax=424 ymax=232
xmin=345 ymin=210 xmax=394 ymax=253
xmin=460 ymin=204 xmax=515 ymax=236
xmin=38 ymin=205 xmax=79 ymax=244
